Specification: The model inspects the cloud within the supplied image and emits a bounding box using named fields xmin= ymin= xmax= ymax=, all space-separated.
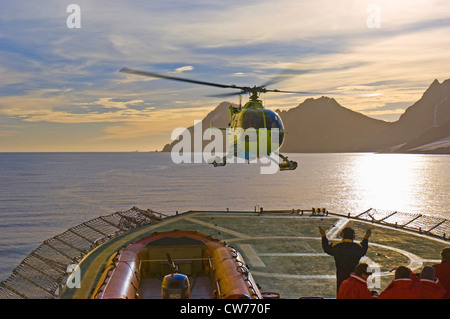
xmin=75 ymin=97 xmax=146 ymax=110
xmin=1 ymin=0 xmax=450 ymax=150
xmin=173 ymin=66 xmax=194 ymax=73
xmin=89 ymin=104 xmax=218 ymax=145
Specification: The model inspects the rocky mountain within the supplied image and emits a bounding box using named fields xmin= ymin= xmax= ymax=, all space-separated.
xmin=389 ymin=120 xmax=450 ymax=153
xmin=161 ymin=101 xmax=232 ymax=153
xmin=377 ymin=78 xmax=450 ymax=153
xmin=277 ymin=96 xmax=390 ymax=153
xmin=161 ymin=78 xmax=450 ymax=154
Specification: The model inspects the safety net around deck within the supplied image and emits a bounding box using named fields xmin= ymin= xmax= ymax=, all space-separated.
xmin=354 ymin=208 xmax=450 ymax=240
xmin=0 ymin=207 xmax=164 ymax=299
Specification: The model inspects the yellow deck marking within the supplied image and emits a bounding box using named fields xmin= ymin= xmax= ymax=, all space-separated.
xmin=326 ymin=218 xmax=350 ymax=239
xmin=183 ymin=216 xmax=251 ymax=239
xmin=238 ymin=244 xmax=266 ymax=268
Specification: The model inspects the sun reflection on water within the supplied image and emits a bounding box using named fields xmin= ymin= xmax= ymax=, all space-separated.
xmin=351 ymin=154 xmax=429 ymax=213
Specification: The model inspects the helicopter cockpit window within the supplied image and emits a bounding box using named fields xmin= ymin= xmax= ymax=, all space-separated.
xmin=264 ymin=111 xmax=283 ymax=129
xmin=242 ymin=110 xmax=264 ymax=129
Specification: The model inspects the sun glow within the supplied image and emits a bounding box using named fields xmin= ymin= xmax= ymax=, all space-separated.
xmin=352 ymin=154 xmax=428 ymax=212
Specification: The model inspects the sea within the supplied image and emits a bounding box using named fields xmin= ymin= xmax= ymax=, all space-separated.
xmin=0 ymin=152 xmax=449 ymax=282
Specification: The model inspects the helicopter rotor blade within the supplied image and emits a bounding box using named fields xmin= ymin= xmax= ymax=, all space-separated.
xmin=260 ymin=65 xmax=381 ymax=97
xmin=206 ymin=91 xmax=246 ymax=98
xmin=261 ymin=68 xmax=310 ymax=88
xmin=266 ymin=89 xmax=381 ymax=97
xmin=120 ymin=67 xmax=245 ymax=90
xmin=120 ymin=67 xmax=381 ymax=98
xmin=266 ymin=89 xmax=323 ymax=95
xmin=261 ymin=74 xmax=292 ymax=88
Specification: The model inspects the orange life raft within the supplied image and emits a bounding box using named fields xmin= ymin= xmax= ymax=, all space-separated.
xmin=91 ymin=230 xmax=262 ymax=299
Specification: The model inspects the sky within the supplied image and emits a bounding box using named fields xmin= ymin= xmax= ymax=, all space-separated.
xmin=1 ymin=0 xmax=450 ymax=151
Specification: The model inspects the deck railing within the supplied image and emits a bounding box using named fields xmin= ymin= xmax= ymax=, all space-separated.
xmin=347 ymin=208 xmax=449 ymax=240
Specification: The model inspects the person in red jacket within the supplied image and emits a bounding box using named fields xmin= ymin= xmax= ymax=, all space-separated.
xmin=379 ymin=266 xmax=421 ymax=299
xmin=433 ymin=247 xmax=450 ymax=299
xmin=419 ymin=266 xmax=446 ymax=299
xmin=337 ymin=262 xmax=378 ymax=299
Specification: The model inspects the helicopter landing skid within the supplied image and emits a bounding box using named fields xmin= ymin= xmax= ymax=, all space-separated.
xmin=209 ymin=153 xmax=297 ymax=171
xmin=209 ymin=155 xmax=227 ymax=167
xmin=279 ymin=154 xmax=297 ymax=171
xmin=212 ymin=160 xmax=226 ymax=167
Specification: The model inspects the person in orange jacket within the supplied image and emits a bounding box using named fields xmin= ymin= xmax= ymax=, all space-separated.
xmin=337 ymin=262 xmax=378 ymax=299
xmin=419 ymin=266 xmax=446 ymax=299
xmin=379 ymin=266 xmax=421 ymax=299
xmin=433 ymin=247 xmax=450 ymax=299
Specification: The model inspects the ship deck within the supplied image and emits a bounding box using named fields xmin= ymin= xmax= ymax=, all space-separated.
xmin=56 ymin=210 xmax=449 ymax=299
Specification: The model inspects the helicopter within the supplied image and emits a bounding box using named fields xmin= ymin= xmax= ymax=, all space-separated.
xmin=119 ymin=67 xmax=379 ymax=171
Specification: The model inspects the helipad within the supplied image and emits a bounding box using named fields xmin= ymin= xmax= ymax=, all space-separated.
xmin=144 ymin=211 xmax=447 ymax=298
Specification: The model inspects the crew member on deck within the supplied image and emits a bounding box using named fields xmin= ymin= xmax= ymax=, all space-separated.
xmin=337 ymin=262 xmax=378 ymax=299
xmin=433 ymin=247 xmax=450 ymax=299
xmin=419 ymin=266 xmax=446 ymax=299
xmin=379 ymin=266 xmax=421 ymax=299
xmin=319 ymin=226 xmax=371 ymax=293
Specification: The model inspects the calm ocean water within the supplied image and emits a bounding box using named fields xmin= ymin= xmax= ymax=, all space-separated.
xmin=0 ymin=152 xmax=449 ymax=281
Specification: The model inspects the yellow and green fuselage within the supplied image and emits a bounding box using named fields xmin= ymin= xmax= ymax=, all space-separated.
xmin=227 ymin=101 xmax=284 ymax=160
